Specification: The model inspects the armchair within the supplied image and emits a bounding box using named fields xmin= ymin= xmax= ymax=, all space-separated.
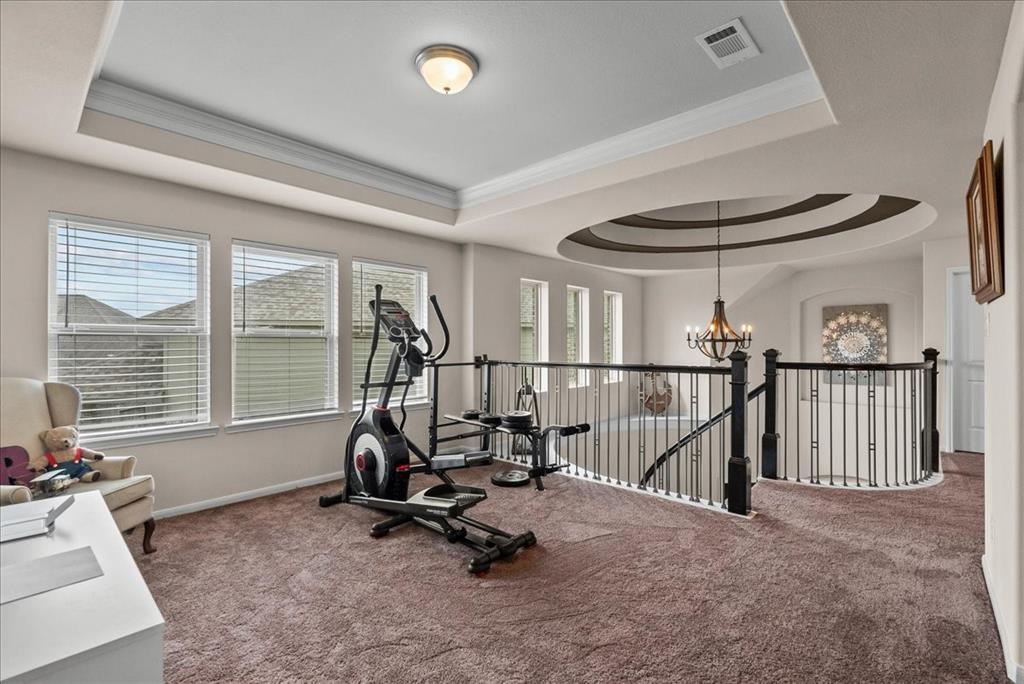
xmin=0 ymin=377 xmax=156 ymax=553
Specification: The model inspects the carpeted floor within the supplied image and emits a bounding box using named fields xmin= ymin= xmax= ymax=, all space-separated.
xmin=133 ymin=452 xmax=1006 ymax=683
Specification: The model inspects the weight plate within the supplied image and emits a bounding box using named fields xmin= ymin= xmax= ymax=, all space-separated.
xmin=490 ymin=470 xmax=532 ymax=487
xmin=461 ymin=409 xmax=482 ymax=420
xmin=478 ymin=414 xmax=502 ymax=426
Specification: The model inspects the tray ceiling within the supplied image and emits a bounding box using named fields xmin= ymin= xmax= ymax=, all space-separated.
xmin=91 ymin=0 xmax=821 ymax=207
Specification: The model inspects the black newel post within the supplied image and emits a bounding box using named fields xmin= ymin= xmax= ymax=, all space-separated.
xmin=728 ymin=350 xmax=752 ymax=515
xmin=761 ymin=349 xmax=780 ymax=480
xmin=922 ymin=348 xmax=940 ymax=474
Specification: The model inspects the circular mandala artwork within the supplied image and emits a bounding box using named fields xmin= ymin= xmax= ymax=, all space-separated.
xmin=822 ymin=309 xmax=888 ymax=364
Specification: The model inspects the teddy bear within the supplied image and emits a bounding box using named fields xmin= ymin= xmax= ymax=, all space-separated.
xmin=34 ymin=425 xmax=105 ymax=483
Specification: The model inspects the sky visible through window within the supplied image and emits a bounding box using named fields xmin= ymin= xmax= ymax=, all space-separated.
xmin=57 ymin=226 xmax=199 ymax=319
xmin=57 ymin=226 xmax=308 ymax=321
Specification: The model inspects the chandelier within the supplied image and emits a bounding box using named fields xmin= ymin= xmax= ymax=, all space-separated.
xmin=686 ymin=200 xmax=752 ymax=362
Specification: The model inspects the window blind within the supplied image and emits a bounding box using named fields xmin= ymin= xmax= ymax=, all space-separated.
xmin=566 ymin=286 xmax=589 ymax=386
xmin=48 ymin=214 xmax=210 ymax=435
xmin=232 ymin=241 xmax=338 ymax=421
xmin=352 ymin=259 xmax=427 ymax=407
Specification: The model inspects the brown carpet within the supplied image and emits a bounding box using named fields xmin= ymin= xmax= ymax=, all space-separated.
xmin=133 ymin=452 xmax=1006 ymax=683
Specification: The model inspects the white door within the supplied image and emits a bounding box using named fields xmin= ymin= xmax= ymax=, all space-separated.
xmin=950 ymin=270 xmax=985 ymax=452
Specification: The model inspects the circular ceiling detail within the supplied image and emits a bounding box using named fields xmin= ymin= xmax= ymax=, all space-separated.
xmin=610 ymin=194 xmax=851 ymax=230
xmin=558 ymin=193 xmax=927 ymax=269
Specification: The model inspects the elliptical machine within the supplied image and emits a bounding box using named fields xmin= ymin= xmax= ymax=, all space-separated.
xmin=319 ymin=285 xmax=535 ymax=573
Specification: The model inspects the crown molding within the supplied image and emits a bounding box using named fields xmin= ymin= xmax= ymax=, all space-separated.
xmin=83 ymin=79 xmax=460 ymax=209
xmin=84 ymin=71 xmax=823 ymax=213
xmin=456 ymin=70 xmax=825 ymax=208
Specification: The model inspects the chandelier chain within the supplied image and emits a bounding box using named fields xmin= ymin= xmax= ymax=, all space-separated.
xmin=716 ymin=200 xmax=721 ymax=299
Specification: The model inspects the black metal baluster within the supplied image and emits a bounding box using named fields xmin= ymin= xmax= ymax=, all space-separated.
xmin=689 ymin=372 xmax=697 ymax=501
xmin=671 ymin=374 xmax=679 ymax=497
xmin=828 ymin=369 xmax=834 ymax=485
xmin=796 ymin=369 xmax=801 ymax=483
xmin=756 ymin=393 xmax=762 ymax=481
xmin=616 ymin=373 xmax=622 ymax=486
xmin=855 ymin=371 xmax=860 ymax=486
xmin=868 ymin=370 xmax=877 ymax=486
xmin=638 ymin=373 xmax=646 ymax=490
xmin=812 ymin=369 xmax=820 ymax=484
xmin=881 ymin=370 xmax=888 ymax=487
xmin=783 ymin=368 xmax=789 ymax=480
xmin=842 ymin=371 xmax=848 ymax=486
xmin=664 ymin=380 xmax=670 ymax=495
xmin=715 ymin=374 xmax=724 ymax=507
xmin=913 ymin=368 xmax=921 ymax=485
xmin=884 ymin=370 xmax=890 ymax=486
xmin=652 ymin=374 xmax=660 ymax=494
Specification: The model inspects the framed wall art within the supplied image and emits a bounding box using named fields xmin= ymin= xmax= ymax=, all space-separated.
xmin=966 ymin=140 xmax=1004 ymax=304
xmin=822 ymin=303 xmax=889 ymax=383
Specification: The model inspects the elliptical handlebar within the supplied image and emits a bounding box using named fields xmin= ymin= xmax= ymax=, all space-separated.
xmin=426 ymin=294 xmax=450 ymax=362
xmin=419 ymin=328 xmax=434 ymax=358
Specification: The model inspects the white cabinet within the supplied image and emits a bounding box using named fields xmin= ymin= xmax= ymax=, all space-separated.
xmin=0 ymin=491 xmax=164 ymax=682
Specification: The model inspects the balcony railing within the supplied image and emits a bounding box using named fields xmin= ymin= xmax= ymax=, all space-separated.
xmin=473 ymin=355 xmax=754 ymax=515
xmin=442 ymin=348 xmax=940 ymax=518
xmin=759 ymin=349 xmax=940 ymax=487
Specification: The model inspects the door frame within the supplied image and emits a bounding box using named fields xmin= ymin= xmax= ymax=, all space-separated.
xmin=945 ymin=266 xmax=978 ymax=453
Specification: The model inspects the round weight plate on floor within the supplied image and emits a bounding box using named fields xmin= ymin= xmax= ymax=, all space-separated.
xmin=491 ymin=470 xmax=532 ymax=487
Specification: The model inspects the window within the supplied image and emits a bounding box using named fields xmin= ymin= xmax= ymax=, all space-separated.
xmin=566 ymin=285 xmax=590 ymax=386
xmin=352 ymin=259 xmax=428 ymax=407
xmin=48 ymin=213 xmax=210 ymax=436
xmin=603 ymin=290 xmax=623 ymax=382
xmin=232 ymin=241 xmax=338 ymax=422
xmin=520 ymin=279 xmax=548 ymax=362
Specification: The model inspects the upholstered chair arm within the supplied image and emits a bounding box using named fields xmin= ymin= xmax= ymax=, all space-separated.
xmin=86 ymin=455 xmax=137 ymax=480
xmin=0 ymin=484 xmax=32 ymax=506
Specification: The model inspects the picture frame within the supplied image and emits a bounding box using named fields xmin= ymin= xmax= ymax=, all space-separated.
xmin=965 ymin=140 xmax=1003 ymax=304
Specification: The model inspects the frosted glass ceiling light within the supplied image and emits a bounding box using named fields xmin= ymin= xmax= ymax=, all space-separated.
xmin=415 ymin=45 xmax=478 ymax=95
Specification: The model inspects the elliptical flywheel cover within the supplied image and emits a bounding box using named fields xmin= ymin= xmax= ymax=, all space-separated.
xmin=491 ymin=470 xmax=532 ymax=487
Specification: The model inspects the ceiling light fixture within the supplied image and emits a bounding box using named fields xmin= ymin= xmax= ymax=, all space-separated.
xmin=686 ymin=200 xmax=752 ymax=362
xmin=415 ymin=45 xmax=478 ymax=95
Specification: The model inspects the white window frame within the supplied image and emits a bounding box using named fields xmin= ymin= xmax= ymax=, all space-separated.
xmin=351 ymin=258 xmax=429 ymax=409
xmin=519 ymin=278 xmax=549 ymax=391
xmin=230 ymin=240 xmax=339 ymax=424
xmin=566 ymin=285 xmax=590 ymax=387
xmin=47 ymin=212 xmax=211 ymax=439
xmin=603 ymin=290 xmax=624 ymax=383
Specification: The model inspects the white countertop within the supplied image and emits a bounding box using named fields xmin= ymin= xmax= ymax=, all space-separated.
xmin=0 ymin=491 xmax=165 ymax=681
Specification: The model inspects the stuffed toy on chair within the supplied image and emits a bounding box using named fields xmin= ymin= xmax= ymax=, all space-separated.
xmin=35 ymin=426 xmax=105 ymax=482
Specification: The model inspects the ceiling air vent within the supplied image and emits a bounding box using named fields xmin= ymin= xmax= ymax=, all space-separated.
xmin=696 ymin=18 xmax=760 ymax=69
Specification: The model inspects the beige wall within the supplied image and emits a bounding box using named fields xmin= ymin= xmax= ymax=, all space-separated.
xmin=0 ymin=148 xmax=465 ymax=512
xmin=462 ymin=243 xmax=643 ymax=365
xmin=0 ymin=149 xmax=648 ymax=515
xmin=980 ymin=2 xmax=1024 ymax=679
xmin=643 ymin=259 xmax=925 ymax=380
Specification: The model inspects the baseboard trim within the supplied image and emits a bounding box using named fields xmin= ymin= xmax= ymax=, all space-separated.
xmin=154 ymin=471 xmax=343 ymax=520
xmin=982 ymin=552 xmax=1022 ymax=682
